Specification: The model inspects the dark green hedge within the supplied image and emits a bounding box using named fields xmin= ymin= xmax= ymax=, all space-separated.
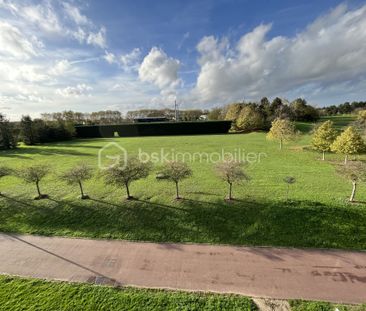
xmin=75 ymin=121 xmax=232 ymax=138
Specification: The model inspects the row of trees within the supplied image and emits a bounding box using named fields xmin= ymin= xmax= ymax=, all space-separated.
xmin=19 ymin=116 xmax=75 ymax=145
xmin=263 ymin=115 xmax=366 ymax=165
xmin=318 ymin=101 xmax=366 ymax=116
xmin=223 ymin=97 xmax=319 ymax=132
xmin=41 ymin=109 xmax=210 ymax=124
xmin=312 ymin=121 xmax=365 ymax=163
xmin=0 ymin=159 xmax=250 ymax=201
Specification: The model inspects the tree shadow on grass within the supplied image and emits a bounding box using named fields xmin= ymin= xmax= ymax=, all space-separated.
xmin=179 ymin=198 xmax=366 ymax=249
xmin=1 ymin=195 xmax=366 ymax=250
xmin=0 ymin=194 xmax=195 ymax=241
xmin=136 ymin=199 xmax=188 ymax=213
xmin=0 ymin=147 xmax=90 ymax=158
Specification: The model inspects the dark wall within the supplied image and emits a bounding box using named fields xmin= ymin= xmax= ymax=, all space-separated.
xmin=75 ymin=121 xmax=232 ymax=138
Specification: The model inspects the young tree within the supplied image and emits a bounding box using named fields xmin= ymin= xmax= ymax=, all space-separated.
xmin=0 ymin=166 xmax=12 ymax=195
xmin=61 ymin=164 xmax=93 ymax=199
xmin=283 ymin=176 xmax=296 ymax=201
xmin=225 ymin=103 xmax=243 ymax=130
xmin=102 ymin=156 xmax=151 ymax=200
xmin=336 ymin=161 xmax=366 ymax=202
xmin=266 ymin=118 xmax=297 ymax=150
xmin=20 ymin=115 xmax=36 ymax=145
xmin=156 ymin=161 xmax=192 ymax=199
xmin=311 ymin=120 xmax=338 ymax=160
xmin=331 ymin=126 xmax=365 ymax=164
xmin=19 ymin=165 xmax=49 ymax=199
xmin=0 ymin=113 xmax=17 ymax=149
xmin=215 ymin=160 xmax=250 ymax=200
xmin=236 ymin=105 xmax=265 ymax=132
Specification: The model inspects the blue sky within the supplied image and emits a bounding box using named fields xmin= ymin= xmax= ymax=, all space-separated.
xmin=0 ymin=0 xmax=366 ymax=120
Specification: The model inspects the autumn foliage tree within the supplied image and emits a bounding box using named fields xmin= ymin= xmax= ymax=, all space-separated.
xmin=156 ymin=161 xmax=192 ymax=199
xmin=103 ymin=156 xmax=151 ymax=200
xmin=331 ymin=126 xmax=365 ymax=164
xmin=61 ymin=164 xmax=93 ymax=199
xmin=336 ymin=161 xmax=366 ymax=202
xmin=215 ymin=160 xmax=250 ymax=200
xmin=311 ymin=120 xmax=338 ymax=160
xmin=267 ymin=118 xmax=297 ymax=150
xmin=19 ymin=165 xmax=49 ymax=199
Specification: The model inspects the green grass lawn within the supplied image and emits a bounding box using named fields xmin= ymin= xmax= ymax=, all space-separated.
xmin=1 ymin=275 xmax=364 ymax=311
xmin=0 ymin=126 xmax=366 ymax=249
xmin=0 ymin=276 xmax=255 ymax=311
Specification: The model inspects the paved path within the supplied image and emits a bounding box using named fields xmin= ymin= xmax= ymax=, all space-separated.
xmin=0 ymin=234 xmax=365 ymax=304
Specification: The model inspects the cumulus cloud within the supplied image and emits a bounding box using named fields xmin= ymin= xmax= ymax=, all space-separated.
xmin=139 ymin=47 xmax=180 ymax=90
xmin=56 ymin=84 xmax=92 ymax=97
xmin=0 ymin=21 xmax=38 ymax=59
xmin=194 ymin=4 xmax=366 ymax=103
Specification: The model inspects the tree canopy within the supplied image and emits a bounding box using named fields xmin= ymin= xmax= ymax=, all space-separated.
xmin=311 ymin=120 xmax=338 ymax=160
xmin=331 ymin=126 xmax=365 ymax=164
xmin=103 ymin=156 xmax=151 ymax=199
xmin=267 ymin=118 xmax=297 ymax=149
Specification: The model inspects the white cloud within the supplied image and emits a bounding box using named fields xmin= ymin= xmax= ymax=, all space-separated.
xmin=0 ymin=62 xmax=48 ymax=82
xmin=120 ymin=48 xmax=141 ymax=70
xmin=194 ymin=4 xmax=366 ymax=103
xmin=87 ymin=27 xmax=107 ymax=48
xmin=0 ymin=0 xmax=107 ymax=48
xmin=0 ymin=21 xmax=38 ymax=59
xmin=21 ymin=2 xmax=62 ymax=34
xmin=139 ymin=47 xmax=180 ymax=90
xmin=63 ymin=2 xmax=89 ymax=25
xmin=103 ymin=50 xmax=116 ymax=64
xmin=49 ymin=59 xmax=71 ymax=76
xmin=56 ymin=84 xmax=93 ymax=97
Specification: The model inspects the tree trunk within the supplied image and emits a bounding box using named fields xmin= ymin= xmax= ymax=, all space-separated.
xmin=125 ymin=182 xmax=132 ymax=200
xmin=175 ymin=181 xmax=180 ymax=199
xmin=344 ymin=154 xmax=348 ymax=165
xmin=36 ymin=181 xmax=41 ymax=197
xmin=322 ymin=151 xmax=325 ymax=161
xmin=78 ymin=181 xmax=84 ymax=197
xmin=350 ymin=181 xmax=357 ymax=202
xmin=279 ymin=139 xmax=283 ymax=150
xmin=228 ymin=182 xmax=233 ymax=200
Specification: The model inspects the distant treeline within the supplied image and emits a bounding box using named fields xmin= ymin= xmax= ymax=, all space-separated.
xmin=1 ymin=98 xmax=366 ymax=149
xmin=317 ymin=101 xmax=366 ymax=116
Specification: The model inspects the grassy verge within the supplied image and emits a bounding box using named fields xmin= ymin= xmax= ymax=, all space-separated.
xmin=0 ymin=275 xmax=256 ymax=311
xmin=0 ymin=130 xmax=366 ymax=250
xmin=1 ymin=276 xmax=364 ymax=311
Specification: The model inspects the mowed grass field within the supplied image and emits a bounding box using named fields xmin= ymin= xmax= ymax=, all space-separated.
xmin=0 ymin=115 xmax=365 ymax=249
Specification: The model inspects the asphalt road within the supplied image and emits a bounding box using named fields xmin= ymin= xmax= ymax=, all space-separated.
xmin=0 ymin=233 xmax=365 ymax=304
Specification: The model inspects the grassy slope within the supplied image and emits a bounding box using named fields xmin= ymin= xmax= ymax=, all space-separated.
xmin=0 ymin=276 xmax=255 ymax=311
xmin=0 ymin=116 xmax=365 ymax=249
